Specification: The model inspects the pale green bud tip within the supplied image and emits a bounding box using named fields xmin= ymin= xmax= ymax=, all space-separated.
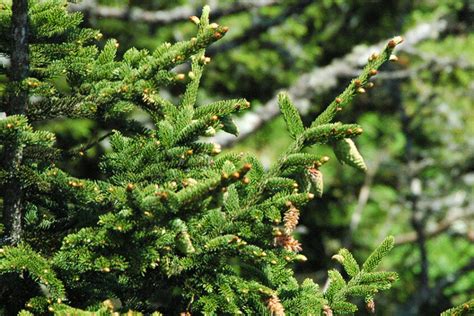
xmin=332 ymin=254 xmax=345 ymax=263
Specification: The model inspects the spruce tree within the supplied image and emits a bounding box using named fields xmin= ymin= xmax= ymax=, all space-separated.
xmin=1 ymin=1 xmax=403 ymax=314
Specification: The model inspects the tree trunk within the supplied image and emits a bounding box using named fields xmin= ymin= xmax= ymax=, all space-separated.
xmin=2 ymin=0 xmax=29 ymax=245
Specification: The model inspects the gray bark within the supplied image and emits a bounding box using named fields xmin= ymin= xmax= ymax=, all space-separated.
xmin=2 ymin=0 xmax=29 ymax=245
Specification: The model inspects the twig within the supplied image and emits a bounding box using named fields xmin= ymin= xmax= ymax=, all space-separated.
xmin=64 ymin=131 xmax=115 ymax=159
xmin=395 ymin=212 xmax=474 ymax=245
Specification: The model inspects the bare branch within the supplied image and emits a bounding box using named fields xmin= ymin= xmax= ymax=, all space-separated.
xmin=342 ymin=153 xmax=385 ymax=249
xmin=432 ymin=259 xmax=474 ymax=295
xmin=68 ymin=0 xmax=279 ymax=25
xmin=395 ymin=212 xmax=474 ymax=245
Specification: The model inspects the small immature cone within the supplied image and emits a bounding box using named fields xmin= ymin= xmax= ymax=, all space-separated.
xmin=274 ymin=234 xmax=302 ymax=252
xmin=366 ymin=299 xmax=376 ymax=314
xmin=103 ymin=298 xmax=122 ymax=311
xmin=283 ymin=204 xmax=300 ymax=234
xmin=267 ymin=294 xmax=285 ymax=316
xmin=323 ymin=305 xmax=333 ymax=316
xmin=307 ymin=167 xmax=323 ymax=197
xmin=332 ymin=138 xmax=367 ymax=172
xmin=176 ymin=231 xmax=196 ymax=254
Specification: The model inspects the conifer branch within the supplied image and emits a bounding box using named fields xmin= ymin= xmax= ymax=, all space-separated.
xmin=441 ymin=299 xmax=474 ymax=316
xmin=0 ymin=243 xmax=65 ymax=300
xmin=212 ymin=18 xmax=449 ymax=147
xmin=325 ymin=236 xmax=398 ymax=314
xmin=66 ymin=131 xmax=115 ymax=159
xmin=176 ymin=163 xmax=252 ymax=206
xmin=245 ymin=120 xmax=361 ymax=205
xmin=311 ymin=37 xmax=402 ymax=127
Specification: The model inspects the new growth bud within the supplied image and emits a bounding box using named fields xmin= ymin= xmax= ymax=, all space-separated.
xmin=212 ymin=143 xmax=221 ymax=154
xmin=388 ymin=36 xmax=404 ymax=48
xmin=189 ymin=16 xmax=200 ymax=25
xmin=368 ymin=52 xmax=379 ymax=62
xmin=243 ymin=163 xmax=252 ymax=171
xmin=295 ymin=254 xmax=308 ymax=262
xmin=332 ymin=254 xmax=344 ymax=263
xmin=366 ymin=299 xmax=376 ymax=314
xmin=200 ymin=56 xmax=212 ymax=64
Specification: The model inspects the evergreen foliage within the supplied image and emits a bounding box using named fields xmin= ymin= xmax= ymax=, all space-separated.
xmin=0 ymin=1 xmax=405 ymax=314
xmin=441 ymin=299 xmax=474 ymax=316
